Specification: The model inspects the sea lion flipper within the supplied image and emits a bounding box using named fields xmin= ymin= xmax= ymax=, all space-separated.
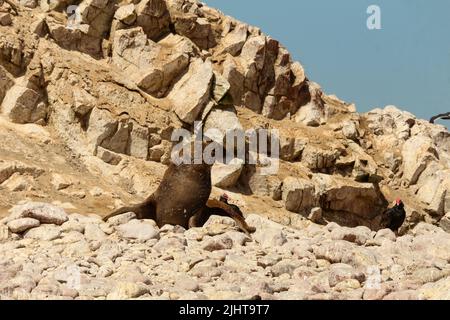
xmin=103 ymin=194 xmax=157 ymax=221
xmin=206 ymin=199 xmax=256 ymax=235
xmin=188 ymin=207 xmax=206 ymax=228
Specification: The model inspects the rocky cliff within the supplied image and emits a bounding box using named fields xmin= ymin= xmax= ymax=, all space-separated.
xmin=0 ymin=0 xmax=449 ymax=300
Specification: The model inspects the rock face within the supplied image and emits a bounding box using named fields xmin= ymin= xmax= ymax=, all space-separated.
xmin=0 ymin=0 xmax=449 ymax=301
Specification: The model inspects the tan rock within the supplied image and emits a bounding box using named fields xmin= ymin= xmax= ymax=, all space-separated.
xmin=96 ymin=146 xmax=122 ymax=165
xmin=439 ymin=212 xmax=450 ymax=233
xmin=114 ymin=4 xmax=136 ymax=26
xmin=211 ymin=159 xmax=244 ymax=188
xmin=51 ymin=173 xmax=74 ymax=191
xmin=419 ymin=276 xmax=450 ymax=300
xmin=112 ymin=28 xmax=190 ymax=97
xmin=72 ymin=88 xmax=95 ymax=116
xmin=281 ymin=177 xmax=317 ymax=214
xmin=313 ymin=174 xmax=386 ymax=224
xmin=135 ymin=0 xmax=170 ymax=40
xmin=107 ymin=282 xmax=149 ymax=300
xmin=1 ymin=84 xmax=45 ymax=124
xmin=203 ymin=105 xmax=243 ymax=143
xmin=219 ymin=23 xmax=248 ymax=56
xmin=128 ymin=123 xmax=149 ymax=160
xmin=168 ymin=58 xmax=214 ymax=124
xmin=8 ymin=202 xmax=68 ymax=225
xmin=0 ymin=66 xmax=14 ymax=103
xmin=402 ymin=136 xmax=437 ymax=185
xmin=24 ymin=224 xmax=61 ymax=241
xmin=7 ymin=218 xmax=40 ymax=233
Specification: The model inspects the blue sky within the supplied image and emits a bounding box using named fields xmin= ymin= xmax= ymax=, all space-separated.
xmin=204 ymin=0 xmax=450 ymax=125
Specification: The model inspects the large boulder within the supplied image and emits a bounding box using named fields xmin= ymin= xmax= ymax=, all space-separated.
xmin=416 ymin=166 xmax=450 ymax=217
xmin=211 ymin=158 xmax=244 ymax=188
xmin=168 ymin=3 xmax=215 ymax=50
xmin=402 ymin=136 xmax=437 ymax=185
xmin=219 ymin=22 xmax=248 ymax=56
xmin=203 ymin=105 xmax=243 ymax=143
xmin=168 ymin=58 xmax=214 ymax=124
xmin=1 ymin=83 xmax=46 ymax=124
xmin=135 ymin=0 xmax=170 ymax=40
xmin=281 ymin=177 xmax=318 ymax=214
xmin=112 ymin=28 xmax=190 ymax=97
xmin=312 ymin=174 xmax=387 ymax=227
xmin=6 ymin=202 xmax=69 ymax=225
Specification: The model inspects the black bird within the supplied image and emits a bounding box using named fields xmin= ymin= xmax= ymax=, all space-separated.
xmin=385 ymin=198 xmax=406 ymax=232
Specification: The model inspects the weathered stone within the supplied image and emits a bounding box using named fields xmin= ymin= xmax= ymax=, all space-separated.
xmin=313 ymin=174 xmax=386 ymax=225
xmin=439 ymin=212 xmax=450 ymax=233
xmin=282 ymin=177 xmax=317 ymax=214
xmin=106 ymin=212 xmax=137 ymax=226
xmin=72 ymin=88 xmax=95 ymax=116
xmin=211 ymin=159 xmax=244 ymax=188
xmin=402 ymin=136 xmax=437 ymax=185
xmin=342 ymin=121 xmax=359 ymax=140
xmin=114 ymin=4 xmax=137 ymax=25
xmin=246 ymin=214 xmax=287 ymax=248
xmin=169 ymin=59 xmax=214 ymax=124
xmin=219 ymin=23 xmax=248 ymax=56
xmin=129 ymin=123 xmax=149 ymax=160
xmin=116 ymin=219 xmax=160 ymax=241
xmin=107 ymin=282 xmax=149 ymax=300
xmin=202 ymin=234 xmax=233 ymax=251
xmin=203 ymin=105 xmax=243 ymax=142
xmin=328 ymin=263 xmax=365 ymax=287
xmin=9 ymin=202 xmax=68 ymax=225
xmin=51 ymin=173 xmax=74 ymax=191
xmin=1 ymin=84 xmax=45 ymax=124
xmin=24 ymin=225 xmax=61 ymax=241
xmin=96 ymin=146 xmax=122 ymax=165
xmin=135 ymin=0 xmax=170 ymax=40
xmin=7 ymin=218 xmax=40 ymax=233
xmin=112 ymin=28 xmax=189 ymax=97
xmin=84 ymin=224 xmax=107 ymax=242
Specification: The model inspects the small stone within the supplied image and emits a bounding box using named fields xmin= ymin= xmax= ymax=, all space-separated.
xmin=106 ymin=212 xmax=136 ymax=226
xmin=0 ymin=224 xmax=9 ymax=240
xmin=153 ymin=236 xmax=186 ymax=252
xmin=116 ymin=220 xmax=160 ymax=241
xmin=61 ymin=220 xmax=85 ymax=233
xmin=7 ymin=218 xmax=40 ymax=233
xmin=24 ymin=225 xmax=61 ymax=241
xmin=107 ymin=282 xmax=149 ymax=300
xmin=84 ymin=224 xmax=107 ymax=242
xmin=114 ymin=4 xmax=136 ymax=25
xmin=308 ymin=207 xmax=322 ymax=223
xmin=89 ymin=187 xmax=105 ymax=197
xmin=0 ymin=13 xmax=12 ymax=26
xmin=9 ymin=202 xmax=68 ymax=225
xmin=342 ymin=121 xmax=359 ymax=140
xmin=51 ymin=173 xmax=74 ymax=191
xmin=328 ymin=263 xmax=366 ymax=287
xmin=202 ymin=235 xmax=233 ymax=251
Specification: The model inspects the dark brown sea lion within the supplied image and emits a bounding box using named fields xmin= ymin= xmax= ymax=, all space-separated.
xmin=103 ymin=141 xmax=255 ymax=234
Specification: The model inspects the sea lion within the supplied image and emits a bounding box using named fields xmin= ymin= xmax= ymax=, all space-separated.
xmin=103 ymin=141 xmax=256 ymax=234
